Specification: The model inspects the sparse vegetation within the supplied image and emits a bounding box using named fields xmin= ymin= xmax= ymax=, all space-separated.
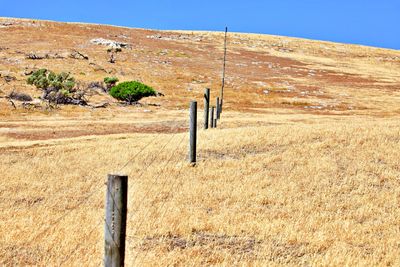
xmin=8 ymin=91 xmax=33 ymax=102
xmin=103 ymin=76 xmax=119 ymax=90
xmin=109 ymin=81 xmax=156 ymax=104
xmin=27 ymin=69 xmax=75 ymax=91
xmin=107 ymin=47 xmax=122 ymax=63
xmin=27 ymin=69 xmax=87 ymax=105
xmin=87 ymin=81 xmax=107 ymax=92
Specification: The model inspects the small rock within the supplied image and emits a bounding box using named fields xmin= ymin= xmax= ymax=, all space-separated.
xmin=158 ymin=49 xmax=169 ymax=56
xmin=90 ymin=102 xmax=109 ymax=108
xmin=69 ymin=50 xmax=89 ymax=60
xmin=2 ymin=74 xmax=16 ymax=83
xmin=0 ymin=22 xmax=13 ymax=27
xmin=26 ymin=52 xmax=47 ymax=60
xmin=89 ymin=62 xmax=107 ymax=73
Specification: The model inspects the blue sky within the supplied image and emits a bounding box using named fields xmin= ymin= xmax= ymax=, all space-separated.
xmin=2 ymin=0 xmax=399 ymax=50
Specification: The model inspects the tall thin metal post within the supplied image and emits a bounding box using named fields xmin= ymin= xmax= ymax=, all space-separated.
xmin=189 ymin=101 xmax=197 ymax=164
xmin=204 ymin=88 xmax=210 ymax=129
xmin=104 ymin=174 xmax=128 ymax=267
xmin=220 ymin=26 xmax=228 ymax=111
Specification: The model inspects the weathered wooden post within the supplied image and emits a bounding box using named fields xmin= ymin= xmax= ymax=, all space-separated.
xmin=210 ymin=106 xmax=215 ymax=128
xmin=189 ymin=101 xmax=197 ymax=164
xmin=204 ymin=88 xmax=210 ymax=129
xmin=216 ymin=97 xmax=221 ymax=120
xmin=214 ymin=106 xmax=218 ymax=128
xmin=104 ymin=174 xmax=128 ymax=267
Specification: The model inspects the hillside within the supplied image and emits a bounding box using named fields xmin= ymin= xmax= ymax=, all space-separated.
xmin=1 ymin=17 xmax=400 ymax=117
xmin=1 ymin=18 xmax=400 ymax=266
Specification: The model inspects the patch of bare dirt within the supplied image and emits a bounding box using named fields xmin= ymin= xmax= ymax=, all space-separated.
xmin=318 ymin=70 xmax=378 ymax=85
xmin=5 ymin=121 xmax=187 ymax=141
xmin=136 ymin=231 xmax=261 ymax=260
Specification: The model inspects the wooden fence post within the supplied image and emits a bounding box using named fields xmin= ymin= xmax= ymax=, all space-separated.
xmin=189 ymin=101 xmax=197 ymax=164
xmin=104 ymin=174 xmax=128 ymax=267
xmin=210 ymin=106 xmax=215 ymax=128
xmin=214 ymin=106 xmax=218 ymax=128
xmin=204 ymin=88 xmax=210 ymax=129
xmin=216 ymin=97 xmax=220 ymax=120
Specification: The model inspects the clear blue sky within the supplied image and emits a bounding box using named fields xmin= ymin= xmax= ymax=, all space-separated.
xmin=2 ymin=0 xmax=399 ymax=50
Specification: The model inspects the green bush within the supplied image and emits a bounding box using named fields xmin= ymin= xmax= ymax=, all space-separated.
xmin=27 ymin=69 xmax=75 ymax=91
xmin=104 ymin=76 xmax=119 ymax=90
xmin=26 ymin=69 xmax=86 ymax=105
xmin=104 ymin=76 xmax=119 ymax=84
xmin=109 ymin=81 xmax=156 ymax=104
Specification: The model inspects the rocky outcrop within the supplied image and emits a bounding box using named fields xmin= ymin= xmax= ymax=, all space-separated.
xmin=26 ymin=50 xmax=89 ymax=60
xmin=90 ymin=38 xmax=129 ymax=49
xmin=147 ymin=34 xmax=203 ymax=42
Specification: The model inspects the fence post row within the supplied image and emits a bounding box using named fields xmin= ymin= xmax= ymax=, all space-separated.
xmin=204 ymin=88 xmax=210 ymax=130
xmin=104 ymin=174 xmax=128 ymax=267
xmin=189 ymin=101 xmax=197 ymax=164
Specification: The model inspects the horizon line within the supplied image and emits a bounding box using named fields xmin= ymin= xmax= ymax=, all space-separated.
xmin=1 ymin=16 xmax=399 ymax=52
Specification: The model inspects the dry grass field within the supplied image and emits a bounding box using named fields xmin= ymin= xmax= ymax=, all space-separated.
xmin=1 ymin=17 xmax=400 ymax=266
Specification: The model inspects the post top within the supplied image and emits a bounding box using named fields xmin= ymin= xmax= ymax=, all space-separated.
xmin=108 ymin=173 xmax=128 ymax=178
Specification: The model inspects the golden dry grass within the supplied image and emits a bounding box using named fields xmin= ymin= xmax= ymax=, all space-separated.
xmin=1 ymin=112 xmax=400 ymax=266
xmin=1 ymin=17 xmax=400 ymax=266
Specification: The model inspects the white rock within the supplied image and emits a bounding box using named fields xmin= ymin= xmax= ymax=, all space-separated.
xmin=90 ymin=38 xmax=128 ymax=49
